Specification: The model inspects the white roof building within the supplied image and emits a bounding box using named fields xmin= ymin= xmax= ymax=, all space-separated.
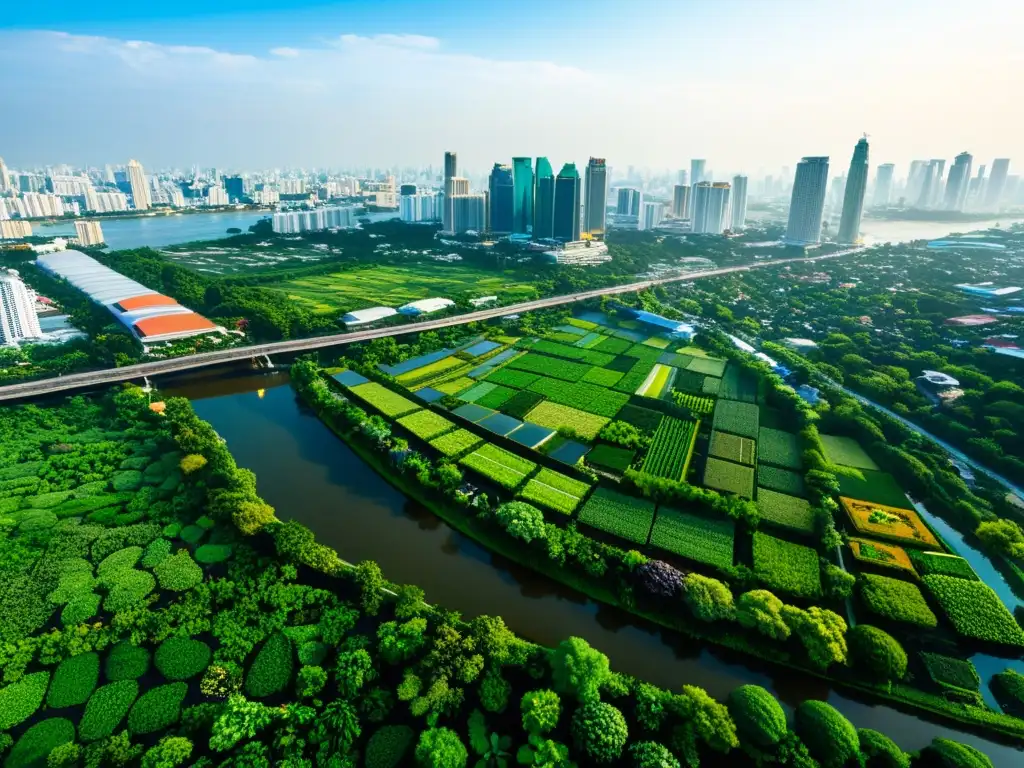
xmin=341 ymin=306 xmax=398 ymax=325
xmin=398 ymin=298 xmax=455 ymax=316
xmin=469 ymin=295 xmax=498 ymax=307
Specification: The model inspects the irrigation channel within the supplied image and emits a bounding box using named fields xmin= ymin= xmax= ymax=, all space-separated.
xmin=164 ymin=368 xmax=1024 ymax=762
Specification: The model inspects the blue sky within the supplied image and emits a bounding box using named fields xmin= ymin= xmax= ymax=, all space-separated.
xmin=2 ymin=0 xmax=1022 ymax=176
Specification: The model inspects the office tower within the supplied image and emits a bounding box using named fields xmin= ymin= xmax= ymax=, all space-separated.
xmin=837 ymin=137 xmax=869 ymax=244
xmin=452 ymin=193 xmax=487 ymax=233
xmin=74 ymin=220 xmax=106 ymax=247
xmin=0 ymin=270 xmax=43 ymax=343
xmin=638 ymin=201 xmax=665 ymax=231
xmin=731 ymin=175 xmax=748 ymax=230
xmin=224 ymin=176 xmax=245 ymax=202
xmin=512 ymin=157 xmax=533 ymax=234
xmin=553 ymin=163 xmax=581 ymax=241
xmin=487 ymin=163 xmax=515 ymax=234
xmin=785 ymin=157 xmax=830 ymax=246
xmin=400 ymin=183 xmax=417 ymax=196
xmin=690 ymin=159 xmax=706 ymax=186
xmin=942 ymin=152 xmax=972 ymax=211
xmin=672 ymin=185 xmax=691 ymax=218
xmin=916 ymin=162 xmax=938 ymax=208
xmin=126 ymin=159 xmax=150 ymax=211
xmin=873 ymin=163 xmax=895 ymax=207
xmin=905 ymin=160 xmax=927 ymax=203
xmin=206 ymin=186 xmax=229 ymax=206
xmin=400 ymin=193 xmax=437 ymax=222
xmin=616 ymin=187 xmax=641 ymax=216
xmin=0 ymin=157 xmax=10 ymax=192
xmin=691 ymin=182 xmax=731 ymax=234
xmin=583 ymin=158 xmax=608 ymax=238
xmin=533 ymin=158 xmax=555 ymax=239
xmin=677 ymin=170 xmax=689 ymax=186
xmin=985 ymin=159 xmax=1010 ymax=210
xmin=442 ymin=151 xmax=457 ymax=232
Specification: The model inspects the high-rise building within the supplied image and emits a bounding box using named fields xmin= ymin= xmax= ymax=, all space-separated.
xmin=943 ymin=152 xmax=973 ymax=211
xmin=916 ymin=162 xmax=938 ymax=209
xmin=442 ymin=151 xmax=458 ymax=232
xmin=638 ymin=201 xmax=665 ymax=231
xmin=0 ymin=221 xmax=33 ymax=239
xmin=583 ymin=158 xmax=608 ymax=238
xmin=677 ymin=170 xmax=689 ymax=187
xmin=691 ymin=182 xmax=731 ymax=234
xmin=671 ymin=185 xmax=691 ymax=218
xmin=553 ymin=163 xmax=581 ymax=242
xmin=906 ymin=160 xmax=927 ymax=203
xmin=731 ymin=175 xmax=748 ymax=230
xmin=206 ymin=186 xmax=229 ymax=207
xmin=400 ymin=193 xmax=438 ymax=223
xmin=487 ymin=164 xmax=515 ymax=234
xmin=837 ymin=137 xmax=870 ymax=244
xmin=985 ymin=159 xmax=1011 ymax=210
xmin=533 ymin=158 xmax=555 ymax=239
xmin=126 ymin=159 xmax=150 ymax=211
xmin=829 ymin=175 xmax=847 ymax=211
xmin=452 ymin=193 xmax=487 ymax=233
xmin=784 ymin=157 xmax=830 ymax=246
xmin=224 ymin=176 xmax=245 ymax=202
xmin=512 ymin=157 xmax=533 ymax=234
xmin=74 ymin=220 xmax=106 ymax=247
xmin=873 ymin=164 xmax=895 ymax=207
xmin=690 ymin=159 xmax=706 ymax=187
xmin=616 ymin=188 xmax=641 ymax=216
xmin=0 ymin=157 xmax=10 ymax=192
xmin=400 ymin=183 xmax=418 ymax=196
xmin=0 ymin=269 xmax=43 ymax=343
xmin=271 ymin=206 xmax=360 ymax=233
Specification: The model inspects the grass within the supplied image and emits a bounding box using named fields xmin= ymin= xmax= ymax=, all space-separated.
xmin=712 ymin=400 xmax=760 ymax=440
xmin=397 ymin=410 xmax=455 ymax=441
xmin=459 ymin=444 xmax=536 ymax=490
xmin=485 ymin=368 xmax=541 ymax=389
xmin=578 ymin=488 xmax=656 ymax=545
xmin=709 ymin=431 xmax=756 ymax=466
xmin=840 ymin=497 xmax=941 ymax=549
xmin=517 ymin=468 xmax=591 ymax=515
xmin=581 ymin=367 xmax=624 ymax=388
xmin=643 ymin=418 xmax=699 ymax=480
xmin=756 ymin=465 xmax=806 ymax=497
xmin=429 ymin=429 xmax=482 ymax=458
xmin=649 ymin=507 xmax=735 ymax=569
xmin=507 ymin=353 xmax=593 ymax=382
xmin=752 ymin=532 xmax=822 ymax=598
xmin=848 ymin=538 xmax=916 ymax=575
xmin=524 ymin=402 xmax=610 ymax=441
xmin=614 ymin=404 xmax=664 ymax=434
xmin=757 ymin=427 xmax=803 ymax=470
xmin=859 ymin=573 xmax=938 ymax=628
xmin=348 ymin=382 xmax=421 ymax=418
xmin=756 ymin=489 xmax=815 ymax=534
xmin=703 ymin=457 xmax=755 ymax=499
xmin=836 ymin=470 xmax=912 ymax=509
xmin=820 ymin=434 xmax=880 ymax=470
xmin=586 ymin=444 xmax=635 ymax=474
xmin=526 ymin=377 xmax=630 ymax=418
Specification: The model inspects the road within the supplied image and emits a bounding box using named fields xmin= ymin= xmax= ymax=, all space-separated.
xmin=0 ymin=246 xmax=865 ymax=403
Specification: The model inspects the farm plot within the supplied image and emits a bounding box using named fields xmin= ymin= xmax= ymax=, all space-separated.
xmin=507 ymin=353 xmax=593 ymax=382
xmin=701 ymin=377 xmax=722 ymax=396
xmin=458 ymin=382 xmax=498 ymax=403
xmin=459 ymin=444 xmax=536 ymax=490
xmin=507 ymin=423 xmax=556 ymax=449
xmin=434 ymin=377 xmax=475 ymax=395
xmin=820 ymin=435 xmax=880 ymax=470
xmin=524 ymin=402 xmax=610 ymax=441
xmin=530 ymin=339 xmax=615 ymax=367
xmin=429 ymin=429 xmax=482 ymax=458
xmin=920 ymin=652 xmax=981 ymax=694
xmin=922 ymin=575 xmax=1024 ymax=646
xmin=593 ymin=336 xmax=633 ymax=355
xmin=578 ymin=488 xmax=656 ymax=545
xmin=642 ymin=336 xmax=671 ymax=349
xmin=478 ymin=413 xmax=524 ymax=437
xmin=348 ymin=383 xmax=420 ymax=418
xmin=476 ymin=385 xmax=517 ymax=409
xmin=517 ymin=468 xmax=591 ymax=516
xmin=485 ymin=367 xmax=540 ymax=389
xmin=395 ymin=356 xmax=464 ymax=386
xmin=712 ymin=400 xmax=759 ymax=440
xmin=526 ymin=377 xmax=629 ymax=419
xmin=501 ymin=391 xmax=545 ymax=419
xmin=581 ymin=367 xmax=624 ymax=388
xmin=703 ymin=458 xmax=754 ymax=499
xmin=756 ymin=466 xmax=806 ymax=497
xmin=718 ymin=365 xmax=759 ymax=403
xmin=907 ymin=550 xmax=978 ymax=580
xmin=671 ymin=369 xmax=706 ymax=394
xmin=848 ymin=538 xmax=916 ymax=575
xmin=686 ymin=356 xmax=727 ymax=377
xmin=586 ymin=444 xmax=635 ymax=474
xmin=757 ymin=427 xmax=803 ymax=471
xmin=840 ymin=498 xmax=940 ymax=549
xmin=649 ymin=507 xmax=735 ymax=569
xmin=575 ymin=332 xmax=605 ymax=348
xmin=615 ymin=404 xmax=664 ymax=434
xmin=612 ymin=358 xmax=661 ymax=395
xmin=397 ymin=410 xmax=455 ymax=441
xmin=709 ymin=431 xmax=755 ymax=466
xmin=859 ymin=574 xmax=938 ymax=628
xmin=637 ymin=364 xmax=675 ymax=399
xmin=671 ymin=392 xmax=714 ymax=415
xmin=752 ymin=532 xmax=822 ymax=598
xmin=836 ymin=471 xmax=912 ymax=509
xmin=642 ymin=418 xmax=698 ymax=481
xmin=756 ymin=489 xmax=815 ymax=534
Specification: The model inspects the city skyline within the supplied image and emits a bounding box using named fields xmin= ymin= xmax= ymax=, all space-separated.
xmin=2 ymin=1 xmax=1021 ymax=169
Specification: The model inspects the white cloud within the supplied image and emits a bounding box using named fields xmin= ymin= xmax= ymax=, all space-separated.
xmin=270 ymin=47 xmax=299 ymax=58
xmin=337 ymin=33 xmax=440 ymax=50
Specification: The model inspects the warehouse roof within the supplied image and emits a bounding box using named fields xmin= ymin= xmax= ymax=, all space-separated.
xmin=36 ymin=250 xmax=154 ymax=305
xmin=133 ymin=313 xmax=218 ymax=340
xmin=399 ymin=298 xmax=455 ymax=315
xmin=115 ymin=293 xmax=179 ymax=312
xmin=341 ymin=306 xmax=398 ymax=325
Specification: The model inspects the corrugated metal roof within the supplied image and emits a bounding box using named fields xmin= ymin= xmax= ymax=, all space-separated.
xmin=341 ymin=306 xmax=397 ymax=324
xmin=398 ymin=298 xmax=454 ymax=314
xmin=133 ymin=312 xmax=217 ymax=339
xmin=36 ymin=250 xmax=155 ymax=305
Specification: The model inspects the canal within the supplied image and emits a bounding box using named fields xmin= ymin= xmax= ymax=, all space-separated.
xmin=165 ymin=369 xmax=1022 ymax=762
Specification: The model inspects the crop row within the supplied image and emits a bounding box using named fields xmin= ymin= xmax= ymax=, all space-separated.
xmin=703 ymin=457 xmax=754 ymax=499
xmin=429 ymin=429 xmax=483 ymax=458
xmin=755 ymin=489 xmax=815 ymax=534
xmin=612 ymin=357 xmax=660 ymax=394
xmin=524 ymin=402 xmax=609 ymax=441
xmin=708 ymin=431 xmax=755 ymax=466
xmin=527 ymin=377 xmax=629 ymax=419
xmin=348 ymin=382 xmax=421 ymax=418
xmin=638 ymin=364 xmax=674 ymax=398
xmin=858 ymin=573 xmax=937 ymax=628
xmin=671 ymin=391 xmax=714 ymax=415
xmin=485 ymin=367 xmax=541 ymax=389
xmin=751 ymin=532 xmax=821 ymax=598
xmin=459 ymin=444 xmax=536 ymax=490
xmin=907 ymin=550 xmax=977 ymax=580
xmin=649 ymin=506 xmax=734 ymax=569
xmin=711 ymin=399 xmax=759 ymax=440
xmin=517 ymin=468 xmax=591 ymax=515
xmin=396 ymin=410 xmax=455 ymax=441
xmin=756 ymin=427 xmax=803 ymax=470
xmin=642 ymin=417 xmax=697 ymax=481
xmin=507 ymin=353 xmax=593 ymax=382
xmin=577 ymin=488 xmax=656 ymax=545
xmin=529 ymin=339 xmax=616 ymax=367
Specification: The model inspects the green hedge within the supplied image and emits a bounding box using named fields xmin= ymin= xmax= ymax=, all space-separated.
xmin=111 ymin=470 xmax=144 ymax=491
xmin=194 ymin=544 xmax=233 ymax=564
xmin=364 ymin=725 xmax=415 ymax=768
xmin=127 ymin=682 xmax=188 ymax=735
xmin=4 ymin=718 xmax=75 ymax=768
xmin=96 ymin=546 xmax=143 ymax=578
xmin=795 ymin=700 xmax=860 ymax=767
xmin=61 ymin=592 xmax=101 ymax=626
xmin=245 ymin=631 xmax=294 ymax=698
xmin=141 ymin=537 xmax=172 ymax=568
xmin=79 ymin=679 xmax=139 ymax=741
xmin=154 ymin=637 xmax=212 ymax=681
xmin=103 ymin=569 xmax=156 ymax=612
xmin=179 ymin=524 xmax=206 ymax=546
xmin=727 ymin=685 xmax=787 ymax=747
xmin=153 ymin=551 xmax=204 ymax=592
xmin=46 ymin=652 xmax=100 ymax=708
xmin=0 ymin=671 xmax=49 ymax=730
xmin=105 ymin=642 xmax=151 ymax=681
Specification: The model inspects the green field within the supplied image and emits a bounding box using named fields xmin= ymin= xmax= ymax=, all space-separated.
xmin=525 ymin=402 xmax=609 ymax=440
xmin=578 ymin=488 xmax=656 ymax=545
xmin=703 ymin=457 xmax=755 ymax=499
xmin=820 ymin=434 xmax=880 ymax=470
xmin=757 ymin=427 xmax=802 ymax=470
xmin=649 ymin=507 xmax=735 ymax=569
xmin=276 ymin=264 xmax=539 ymax=313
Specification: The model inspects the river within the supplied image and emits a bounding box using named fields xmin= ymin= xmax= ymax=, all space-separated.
xmin=164 ymin=369 xmax=1022 ymax=762
xmin=748 ymin=210 xmax=1024 ymax=245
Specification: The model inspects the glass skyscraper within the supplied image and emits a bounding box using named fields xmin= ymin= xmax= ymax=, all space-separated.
xmin=533 ymin=158 xmax=555 ymax=239
xmin=837 ymin=137 xmax=869 ymax=244
xmin=553 ymin=163 xmax=581 ymax=242
xmin=512 ymin=157 xmax=533 ymax=234
xmin=487 ymin=164 xmax=515 ymax=234
xmin=583 ymin=157 xmax=607 ymax=238
xmin=784 ymin=157 xmax=830 ymax=246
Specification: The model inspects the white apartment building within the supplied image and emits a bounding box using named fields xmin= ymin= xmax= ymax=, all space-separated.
xmin=206 ymin=186 xmax=229 ymax=206
xmin=691 ymin=182 xmax=731 ymax=234
xmin=1 ymin=193 xmax=65 ymax=219
xmin=638 ymin=201 xmax=665 ymax=231
xmin=84 ymin=187 xmax=129 ymax=213
xmin=74 ymin=220 xmax=106 ymax=247
xmin=785 ymin=157 xmax=830 ymax=246
xmin=127 ymin=159 xmax=151 ymax=210
xmin=400 ymin=193 xmax=440 ymax=222
xmin=271 ymin=205 xmax=360 ymax=234
xmin=0 ymin=220 xmax=33 ymax=239
xmin=0 ymin=270 xmax=43 ymax=343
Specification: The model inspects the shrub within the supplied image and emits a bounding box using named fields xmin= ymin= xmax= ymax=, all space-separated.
xmin=127 ymin=682 xmax=188 ymax=735
xmin=78 ymin=680 xmax=139 ymax=741
xmin=153 ymin=551 xmax=204 ymax=592
xmin=179 ymin=454 xmax=207 ymax=474
xmin=795 ymin=700 xmax=860 ymax=768
xmin=298 ymin=641 xmax=328 ymax=666
xmin=415 ymin=727 xmax=468 ymax=768
xmin=47 ymin=572 xmax=96 ymax=604
xmin=365 ymin=725 xmax=415 ymax=768
xmin=179 ymin=525 xmax=205 ymax=546
xmin=726 ymin=685 xmax=787 ymax=747
xmin=521 ymin=689 xmax=562 ymax=734
xmin=61 ymin=592 xmax=101 ymax=626
xmin=295 ymin=665 xmax=327 ymax=698
xmin=0 ymin=671 xmax=49 ymax=730
xmin=141 ymin=538 xmax=172 ymax=568
xmin=552 ymin=637 xmax=610 ymax=703
xmin=926 ymin=738 xmax=994 ymax=768
xmin=494 ymin=502 xmax=546 ymax=544
xmin=681 ymin=573 xmax=735 ymax=623
xmin=96 ymin=546 xmax=143 ymax=578
xmin=630 ymin=741 xmax=679 ymax=768
xmin=4 ymin=718 xmax=75 ymax=768
xmin=479 ymin=669 xmax=511 ymax=713
xmin=46 ymin=652 xmax=100 ymax=709
xmin=194 ymin=544 xmax=233 ymax=564
xmin=154 ymin=637 xmax=212 ymax=681
xmin=245 ymin=631 xmax=293 ymax=698
xmin=572 ymin=701 xmax=629 ymax=764
xmin=112 ymin=470 xmax=144 ymax=491
xmin=991 ymin=668 xmax=1024 ymax=718
xmin=736 ymin=590 xmax=791 ymax=641
xmin=102 ymin=569 xmax=156 ymax=612
xmin=141 ymin=736 xmax=193 ymax=768
xmin=859 ymin=728 xmax=910 ymax=768
xmin=848 ymin=625 xmax=907 ymax=683
xmin=105 ymin=642 xmax=150 ymax=681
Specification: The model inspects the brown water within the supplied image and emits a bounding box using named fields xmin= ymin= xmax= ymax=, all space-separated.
xmin=164 ymin=369 xmax=1023 ymax=762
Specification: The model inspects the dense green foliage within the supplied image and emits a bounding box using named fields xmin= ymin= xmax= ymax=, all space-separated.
xmin=46 ymin=653 xmax=100 ymax=709
xmin=726 ymin=685 xmax=787 ymax=747
xmin=153 ymin=637 xmax=212 ymax=681
xmin=795 ymin=700 xmax=860 ymax=767
xmin=848 ymin=625 xmax=908 ymax=683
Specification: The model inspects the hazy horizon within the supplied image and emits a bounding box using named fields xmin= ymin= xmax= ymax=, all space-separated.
xmin=2 ymin=0 xmax=1021 ymax=175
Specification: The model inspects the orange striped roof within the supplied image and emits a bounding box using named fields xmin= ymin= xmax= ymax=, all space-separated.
xmin=115 ymin=293 xmax=179 ymax=311
xmin=133 ymin=312 xmax=217 ymax=338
